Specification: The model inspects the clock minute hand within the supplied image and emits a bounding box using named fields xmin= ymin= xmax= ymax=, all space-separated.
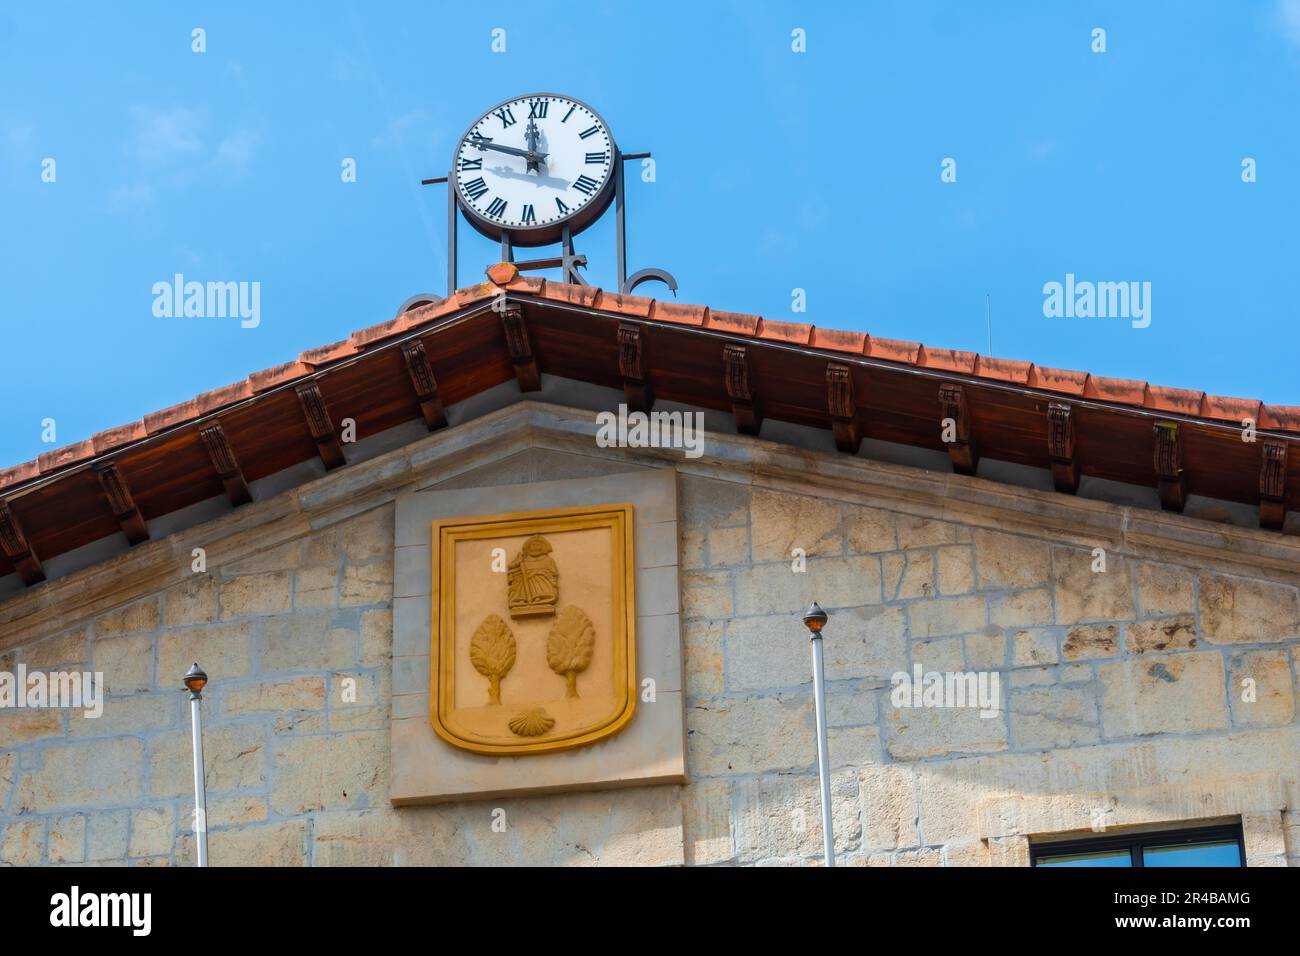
xmin=469 ymin=134 xmax=547 ymax=162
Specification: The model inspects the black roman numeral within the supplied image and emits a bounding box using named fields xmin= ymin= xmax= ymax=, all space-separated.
xmin=486 ymin=197 xmax=508 ymax=218
xmin=494 ymin=106 xmax=516 ymax=128
xmin=572 ymin=174 xmax=600 ymax=196
xmin=585 ymin=151 xmax=608 ymax=165
xmin=555 ymin=197 xmax=570 ymax=214
xmin=463 ymin=177 xmax=489 ymax=201
xmin=579 ymin=125 xmax=600 ymax=139
xmin=521 ymin=204 xmax=536 ymax=224
xmin=459 ymin=157 xmax=482 ymax=171
xmin=561 ymin=104 xmax=576 ymax=123
xmin=527 ymin=99 xmax=548 ymax=119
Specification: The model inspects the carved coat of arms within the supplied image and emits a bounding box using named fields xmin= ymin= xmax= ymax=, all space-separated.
xmin=429 ymin=504 xmax=636 ymax=755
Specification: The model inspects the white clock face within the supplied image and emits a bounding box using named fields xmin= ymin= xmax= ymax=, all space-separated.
xmin=453 ymin=94 xmax=615 ymax=237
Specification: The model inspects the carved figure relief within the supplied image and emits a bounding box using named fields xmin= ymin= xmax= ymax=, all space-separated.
xmin=507 ymin=534 xmax=559 ymax=618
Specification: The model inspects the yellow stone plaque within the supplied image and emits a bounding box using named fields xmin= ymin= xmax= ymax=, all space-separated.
xmin=429 ymin=503 xmax=636 ymax=755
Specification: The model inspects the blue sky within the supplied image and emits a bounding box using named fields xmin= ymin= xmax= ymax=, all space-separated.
xmin=2 ymin=1 xmax=1299 ymax=468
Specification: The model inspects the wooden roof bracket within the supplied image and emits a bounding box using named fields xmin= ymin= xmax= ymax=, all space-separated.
xmin=1259 ymin=440 xmax=1288 ymax=530
xmin=400 ymin=338 xmax=448 ymax=431
xmin=501 ymin=302 xmax=540 ymax=392
xmin=723 ymin=343 xmax=761 ymax=435
xmin=1046 ymin=401 xmax=1080 ymax=494
xmin=0 ymin=499 xmax=44 ymax=585
xmin=93 ymin=461 xmax=149 ymax=545
xmin=617 ymin=323 xmax=654 ymax=412
xmin=199 ymin=422 xmax=253 ymax=506
xmin=939 ymin=382 xmax=978 ymax=476
xmin=826 ymin=363 xmax=861 ymax=454
xmin=295 ymin=382 xmax=346 ymax=470
xmin=1153 ymin=421 xmax=1185 ymax=512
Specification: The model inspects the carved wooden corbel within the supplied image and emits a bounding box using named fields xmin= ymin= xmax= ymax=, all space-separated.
xmin=0 ymin=499 xmax=44 ymax=585
xmin=93 ymin=461 xmax=150 ymax=544
xmin=1153 ymin=421 xmax=1185 ymax=512
xmin=295 ymin=381 xmax=346 ymax=469
xmin=723 ymin=344 xmax=761 ymax=435
xmin=617 ymin=323 xmax=653 ymax=412
xmin=199 ymin=422 xmax=253 ymax=506
xmin=400 ymin=338 xmax=448 ymax=431
xmin=939 ymin=382 xmax=978 ymax=475
xmin=826 ymin=363 xmax=861 ymax=454
xmin=1046 ymin=401 xmax=1079 ymax=494
xmin=501 ymin=303 xmax=540 ymax=392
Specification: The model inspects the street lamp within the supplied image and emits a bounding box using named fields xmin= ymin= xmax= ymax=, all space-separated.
xmin=801 ymin=603 xmax=834 ymax=867
xmin=183 ymin=662 xmax=209 ymax=867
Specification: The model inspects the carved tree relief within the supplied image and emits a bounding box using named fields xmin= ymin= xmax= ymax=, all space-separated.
xmin=507 ymin=535 xmax=559 ymax=618
xmin=469 ymin=614 xmax=516 ymax=705
xmin=546 ymin=605 xmax=596 ymax=698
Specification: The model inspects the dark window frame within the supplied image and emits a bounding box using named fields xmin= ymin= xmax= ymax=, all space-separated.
xmin=1030 ymin=822 xmax=1246 ymax=867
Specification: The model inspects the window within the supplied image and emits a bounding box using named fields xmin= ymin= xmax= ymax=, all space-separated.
xmin=1031 ymin=823 xmax=1245 ymax=867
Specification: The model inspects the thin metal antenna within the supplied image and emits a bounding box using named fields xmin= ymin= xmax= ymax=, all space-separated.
xmin=985 ymin=293 xmax=993 ymax=356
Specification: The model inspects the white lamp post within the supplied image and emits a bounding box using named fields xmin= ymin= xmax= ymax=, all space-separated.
xmin=801 ymin=603 xmax=834 ymax=867
xmin=183 ymin=662 xmax=209 ymax=867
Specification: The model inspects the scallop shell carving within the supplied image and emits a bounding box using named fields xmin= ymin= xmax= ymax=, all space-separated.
xmin=508 ymin=707 xmax=556 ymax=738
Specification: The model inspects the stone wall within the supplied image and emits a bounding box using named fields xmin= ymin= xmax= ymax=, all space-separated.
xmin=0 ymin=401 xmax=1295 ymax=865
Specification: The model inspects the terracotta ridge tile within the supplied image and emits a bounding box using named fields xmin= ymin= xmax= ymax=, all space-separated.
xmin=1026 ymin=364 xmax=1088 ymax=396
xmin=91 ymin=421 xmax=148 ymax=455
xmin=1259 ymin=405 xmax=1300 ymax=431
xmin=810 ymin=328 xmax=868 ymax=354
xmin=0 ymin=460 xmax=40 ymax=492
xmin=37 ymin=439 xmax=96 ymax=475
xmin=705 ymin=309 xmax=762 ymax=336
xmin=865 ymin=336 xmax=921 ymax=365
xmin=652 ymin=300 xmax=707 ymax=326
xmin=1083 ymin=374 xmax=1147 ymax=406
xmin=1145 ymin=384 xmax=1204 ymax=415
xmin=1201 ymin=394 xmax=1262 ymax=423
xmin=918 ymin=345 xmax=978 ymax=374
xmin=975 ymin=355 xmax=1032 ymax=384
xmin=248 ymin=360 xmax=311 ymax=395
xmin=757 ymin=317 xmax=814 ymax=345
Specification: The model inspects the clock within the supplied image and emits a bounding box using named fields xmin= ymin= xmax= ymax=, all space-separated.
xmin=453 ymin=93 xmax=617 ymax=247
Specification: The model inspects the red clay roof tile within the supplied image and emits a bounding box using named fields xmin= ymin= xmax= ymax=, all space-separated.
xmin=301 ymin=339 xmax=360 ymax=367
xmin=594 ymin=292 xmax=655 ymax=318
xmin=1084 ymin=375 xmax=1147 ymax=405
xmin=248 ymin=361 xmax=311 ymax=395
xmin=1145 ymin=385 xmax=1204 ymax=415
xmin=705 ymin=309 xmax=761 ymax=335
xmin=143 ymin=399 xmax=201 ymax=436
xmin=918 ymin=346 xmax=979 ymax=374
xmin=652 ymin=301 xmax=707 ymax=326
xmin=1259 ymin=405 xmax=1300 ymax=432
xmin=0 ymin=460 xmax=40 ymax=492
xmin=1201 ymin=394 xmax=1261 ymax=423
xmin=91 ymin=421 xmax=148 ymax=455
xmin=757 ymin=318 xmax=813 ymax=345
xmin=865 ymin=337 xmax=921 ymax=364
xmin=810 ymin=328 xmax=868 ymax=354
xmin=38 ymin=440 xmax=95 ymax=475
xmin=541 ymin=283 xmax=602 ymax=308
xmin=975 ymin=356 xmax=1032 ymax=384
xmin=1027 ymin=365 xmax=1088 ymax=396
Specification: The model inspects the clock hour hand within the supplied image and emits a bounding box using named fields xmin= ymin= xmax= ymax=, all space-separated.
xmin=469 ymin=133 xmax=547 ymax=163
xmin=524 ymin=120 xmax=541 ymax=173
